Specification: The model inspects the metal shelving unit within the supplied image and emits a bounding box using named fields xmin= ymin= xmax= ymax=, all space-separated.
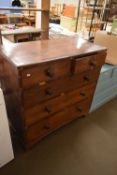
xmin=104 ymin=0 xmax=117 ymax=30
xmin=76 ymin=0 xmax=111 ymax=40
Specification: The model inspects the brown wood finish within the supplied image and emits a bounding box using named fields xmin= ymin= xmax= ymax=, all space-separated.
xmin=21 ymin=59 xmax=71 ymax=88
xmin=1 ymin=37 xmax=106 ymax=67
xmin=25 ymin=98 xmax=92 ymax=144
xmin=74 ymin=52 xmax=106 ymax=74
xmin=0 ymin=54 xmax=3 ymax=82
xmin=22 ymin=67 xmax=101 ymax=108
xmin=0 ymin=58 xmax=24 ymax=138
xmin=24 ymin=82 xmax=97 ymax=127
xmin=0 ymin=37 xmax=107 ymax=149
xmin=41 ymin=0 xmax=50 ymax=39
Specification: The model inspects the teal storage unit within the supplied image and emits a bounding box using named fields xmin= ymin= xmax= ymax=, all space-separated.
xmin=90 ymin=64 xmax=117 ymax=112
xmin=111 ymin=19 xmax=117 ymax=35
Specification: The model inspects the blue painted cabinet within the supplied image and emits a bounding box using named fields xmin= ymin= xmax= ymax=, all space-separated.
xmin=90 ymin=64 xmax=117 ymax=112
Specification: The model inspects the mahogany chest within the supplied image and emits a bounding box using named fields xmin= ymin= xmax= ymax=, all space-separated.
xmin=0 ymin=37 xmax=106 ymax=149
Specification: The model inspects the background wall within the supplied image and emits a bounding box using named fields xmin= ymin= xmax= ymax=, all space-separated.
xmin=0 ymin=0 xmax=11 ymax=7
xmin=0 ymin=0 xmax=11 ymax=13
xmin=34 ymin=0 xmax=79 ymax=6
xmin=0 ymin=0 xmax=35 ymax=7
xmin=51 ymin=0 xmax=79 ymax=6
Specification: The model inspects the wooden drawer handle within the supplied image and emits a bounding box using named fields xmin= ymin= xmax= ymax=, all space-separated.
xmin=83 ymin=76 xmax=90 ymax=82
xmin=45 ymin=88 xmax=53 ymax=96
xmin=43 ymin=125 xmax=50 ymax=130
xmin=76 ymin=106 xmax=82 ymax=112
xmin=90 ymin=60 xmax=97 ymax=66
xmin=45 ymin=68 xmax=54 ymax=78
xmin=44 ymin=106 xmax=52 ymax=113
xmin=80 ymin=92 xmax=86 ymax=97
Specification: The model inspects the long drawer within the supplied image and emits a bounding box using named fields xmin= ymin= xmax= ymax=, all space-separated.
xmin=24 ymin=98 xmax=91 ymax=146
xmin=73 ymin=52 xmax=106 ymax=74
xmin=24 ymin=82 xmax=96 ymax=126
xmin=20 ymin=59 xmax=71 ymax=88
xmin=23 ymin=67 xmax=101 ymax=108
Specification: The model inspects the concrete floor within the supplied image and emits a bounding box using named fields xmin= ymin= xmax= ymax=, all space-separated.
xmin=1 ymin=97 xmax=117 ymax=175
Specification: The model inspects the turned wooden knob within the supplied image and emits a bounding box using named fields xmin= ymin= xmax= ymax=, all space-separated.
xmin=76 ymin=106 xmax=82 ymax=112
xmin=90 ymin=60 xmax=97 ymax=66
xmin=45 ymin=106 xmax=52 ymax=113
xmin=83 ymin=76 xmax=90 ymax=82
xmin=45 ymin=88 xmax=53 ymax=96
xmin=45 ymin=68 xmax=54 ymax=78
xmin=43 ymin=125 xmax=50 ymax=130
xmin=80 ymin=92 xmax=86 ymax=97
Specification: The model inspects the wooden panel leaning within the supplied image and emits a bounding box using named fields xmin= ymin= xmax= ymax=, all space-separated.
xmin=0 ymin=37 xmax=107 ymax=149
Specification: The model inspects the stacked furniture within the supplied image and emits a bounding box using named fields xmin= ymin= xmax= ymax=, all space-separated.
xmin=60 ymin=5 xmax=76 ymax=32
xmin=60 ymin=15 xmax=76 ymax=32
xmin=0 ymin=37 xmax=106 ymax=149
xmin=1 ymin=26 xmax=41 ymax=43
xmin=0 ymin=0 xmax=50 ymax=44
xmin=90 ymin=31 xmax=117 ymax=111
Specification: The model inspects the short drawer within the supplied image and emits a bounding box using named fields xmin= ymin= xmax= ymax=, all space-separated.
xmin=23 ymin=67 xmax=100 ymax=108
xmin=25 ymin=98 xmax=91 ymax=143
xmin=74 ymin=52 xmax=106 ymax=74
xmin=24 ymin=82 xmax=96 ymax=126
xmin=21 ymin=59 xmax=71 ymax=88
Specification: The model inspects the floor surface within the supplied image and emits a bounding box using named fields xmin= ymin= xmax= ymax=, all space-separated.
xmin=1 ymin=97 xmax=117 ymax=175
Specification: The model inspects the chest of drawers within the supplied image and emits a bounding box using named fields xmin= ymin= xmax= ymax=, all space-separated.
xmin=0 ymin=37 xmax=106 ymax=149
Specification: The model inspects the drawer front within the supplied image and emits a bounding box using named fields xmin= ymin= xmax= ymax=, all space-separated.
xmin=25 ymin=98 xmax=91 ymax=143
xmin=24 ymin=82 xmax=96 ymax=126
xmin=74 ymin=52 xmax=106 ymax=74
xmin=21 ymin=59 xmax=71 ymax=88
xmin=23 ymin=67 xmax=101 ymax=108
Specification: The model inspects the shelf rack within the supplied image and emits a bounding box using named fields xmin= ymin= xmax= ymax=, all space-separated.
xmin=76 ymin=0 xmax=111 ymax=40
xmin=0 ymin=0 xmax=50 ymax=44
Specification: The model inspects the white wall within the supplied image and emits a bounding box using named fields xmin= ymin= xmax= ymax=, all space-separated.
xmin=0 ymin=0 xmax=11 ymax=7
xmin=34 ymin=0 xmax=79 ymax=6
xmin=0 ymin=0 xmax=11 ymax=13
xmin=51 ymin=0 xmax=79 ymax=6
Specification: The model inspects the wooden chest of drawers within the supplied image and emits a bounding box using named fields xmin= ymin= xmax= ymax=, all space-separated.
xmin=0 ymin=37 xmax=106 ymax=149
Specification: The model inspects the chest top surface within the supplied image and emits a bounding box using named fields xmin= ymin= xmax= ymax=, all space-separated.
xmin=0 ymin=37 xmax=106 ymax=67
